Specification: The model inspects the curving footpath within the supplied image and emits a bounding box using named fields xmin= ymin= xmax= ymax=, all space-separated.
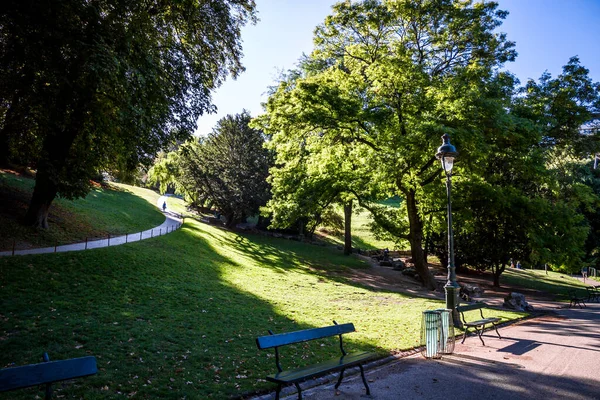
xmin=0 ymin=195 xmax=182 ymax=257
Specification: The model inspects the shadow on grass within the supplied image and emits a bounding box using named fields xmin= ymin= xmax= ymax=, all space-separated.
xmin=0 ymin=178 xmax=163 ymax=251
xmin=0 ymin=221 xmax=387 ymax=399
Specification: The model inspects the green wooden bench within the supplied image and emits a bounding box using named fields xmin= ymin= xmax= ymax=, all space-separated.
xmin=457 ymin=303 xmax=502 ymax=346
xmin=0 ymin=353 xmax=97 ymax=399
xmin=256 ymin=322 xmax=377 ymax=400
xmin=568 ymin=290 xmax=587 ymax=309
xmin=585 ymin=286 xmax=600 ymax=303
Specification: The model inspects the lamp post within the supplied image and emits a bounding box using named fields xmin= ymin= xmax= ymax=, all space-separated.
xmin=436 ymin=133 xmax=461 ymax=326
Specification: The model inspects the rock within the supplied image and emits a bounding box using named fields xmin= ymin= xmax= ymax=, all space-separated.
xmin=392 ymin=259 xmax=406 ymax=271
xmin=503 ymin=292 xmax=534 ymax=312
xmin=459 ymin=283 xmax=484 ymax=302
xmin=401 ymin=267 xmax=418 ymax=278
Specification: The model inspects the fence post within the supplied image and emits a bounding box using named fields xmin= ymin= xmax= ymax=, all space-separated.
xmin=108 ymin=234 xmax=111 ymax=246
xmin=140 ymin=231 xmax=143 ymax=240
xmin=151 ymin=229 xmax=153 ymax=238
xmin=85 ymin=237 xmax=88 ymax=250
xmin=54 ymin=242 xmax=57 ymax=253
xmin=160 ymin=228 xmax=162 ymax=236
xmin=126 ymin=233 xmax=128 ymax=243
xmin=12 ymin=240 xmax=16 ymax=256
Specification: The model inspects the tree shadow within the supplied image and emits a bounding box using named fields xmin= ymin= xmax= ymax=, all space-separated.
xmin=0 ymin=223 xmax=374 ymax=399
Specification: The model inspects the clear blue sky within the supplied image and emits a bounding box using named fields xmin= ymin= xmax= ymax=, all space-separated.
xmin=195 ymin=0 xmax=600 ymax=136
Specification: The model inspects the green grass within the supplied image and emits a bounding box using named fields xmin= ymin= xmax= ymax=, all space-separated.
xmin=0 ymin=218 xmax=525 ymax=399
xmin=318 ymin=205 xmax=402 ymax=251
xmin=501 ymin=268 xmax=589 ymax=300
xmin=0 ymin=170 xmax=164 ymax=251
xmin=164 ymin=195 xmax=195 ymax=218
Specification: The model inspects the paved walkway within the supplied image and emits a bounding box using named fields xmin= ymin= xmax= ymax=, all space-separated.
xmin=0 ymin=195 xmax=183 ymax=257
xmin=253 ymin=301 xmax=600 ymax=400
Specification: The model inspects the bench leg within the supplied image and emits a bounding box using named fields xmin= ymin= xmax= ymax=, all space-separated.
xmin=335 ymin=368 xmax=345 ymax=389
xmin=475 ymin=326 xmax=486 ymax=346
xmin=492 ymin=323 xmax=502 ymax=339
xmin=275 ymin=384 xmax=281 ymax=400
xmin=295 ymin=382 xmax=302 ymax=400
xmin=461 ymin=326 xmax=470 ymax=344
xmin=358 ymin=364 xmax=371 ymax=396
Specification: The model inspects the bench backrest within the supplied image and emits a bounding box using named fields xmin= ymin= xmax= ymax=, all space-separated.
xmin=256 ymin=323 xmax=355 ymax=350
xmin=0 ymin=356 xmax=97 ymax=393
xmin=456 ymin=303 xmax=486 ymax=313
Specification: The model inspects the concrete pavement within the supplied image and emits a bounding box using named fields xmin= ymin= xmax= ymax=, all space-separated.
xmin=0 ymin=195 xmax=182 ymax=257
xmin=254 ymin=302 xmax=600 ymax=400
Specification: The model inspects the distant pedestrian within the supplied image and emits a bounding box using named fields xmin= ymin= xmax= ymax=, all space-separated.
xmin=582 ymin=266 xmax=588 ymax=281
xmin=162 ymin=201 xmax=167 ymax=212
xmin=510 ymin=259 xmax=515 ymax=268
xmin=516 ymin=261 xmax=521 ymax=269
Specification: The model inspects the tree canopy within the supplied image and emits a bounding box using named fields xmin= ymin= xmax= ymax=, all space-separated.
xmin=0 ymin=0 xmax=257 ymax=228
xmin=254 ymin=0 xmax=517 ymax=289
xmin=177 ymin=111 xmax=272 ymax=228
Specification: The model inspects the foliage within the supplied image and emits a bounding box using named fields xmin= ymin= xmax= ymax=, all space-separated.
xmin=429 ymin=59 xmax=600 ymax=284
xmin=0 ymin=0 xmax=257 ymax=228
xmin=253 ymin=0 xmax=516 ymax=289
xmin=147 ymin=151 xmax=181 ymax=195
xmin=177 ymin=112 xmax=273 ymax=227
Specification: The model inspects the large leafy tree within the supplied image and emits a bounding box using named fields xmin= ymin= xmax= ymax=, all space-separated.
xmin=254 ymin=0 xmax=516 ymax=289
xmin=177 ymin=112 xmax=272 ymax=228
xmin=433 ymin=59 xmax=600 ymax=286
xmin=0 ymin=0 xmax=256 ymax=228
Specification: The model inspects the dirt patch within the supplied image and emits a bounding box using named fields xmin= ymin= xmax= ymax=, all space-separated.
xmin=342 ymin=257 xmax=558 ymax=304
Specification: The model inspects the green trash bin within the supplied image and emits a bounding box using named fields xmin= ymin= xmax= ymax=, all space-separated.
xmin=434 ymin=308 xmax=455 ymax=355
xmin=421 ymin=310 xmax=442 ymax=359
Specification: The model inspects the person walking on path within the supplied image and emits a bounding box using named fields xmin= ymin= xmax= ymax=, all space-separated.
xmin=582 ymin=266 xmax=588 ymax=281
xmin=162 ymin=201 xmax=167 ymax=212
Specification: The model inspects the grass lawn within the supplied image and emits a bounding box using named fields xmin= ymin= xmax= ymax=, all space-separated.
xmin=0 ymin=170 xmax=164 ymax=251
xmin=0 ymin=215 xmax=524 ymax=399
xmin=318 ymin=205 xmax=403 ymax=251
xmin=501 ymin=268 xmax=590 ymax=301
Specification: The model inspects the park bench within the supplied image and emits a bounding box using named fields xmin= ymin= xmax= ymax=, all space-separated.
xmin=256 ymin=322 xmax=377 ymax=400
xmin=568 ymin=289 xmax=587 ymax=308
xmin=0 ymin=353 xmax=97 ymax=399
xmin=585 ymin=286 xmax=600 ymax=303
xmin=456 ymin=303 xmax=502 ymax=346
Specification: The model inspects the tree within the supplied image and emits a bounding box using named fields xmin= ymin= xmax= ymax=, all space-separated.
xmin=0 ymin=0 xmax=257 ymax=228
xmin=177 ymin=111 xmax=272 ymax=228
xmin=433 ymin=59 xmax=600 ymax=286
xmin=147 ymin=151 xmax=181 ymax=195
xmin=254 ymin=0 xmax=516 ymax=289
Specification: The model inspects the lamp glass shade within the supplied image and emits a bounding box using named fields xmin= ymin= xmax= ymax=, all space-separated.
xmin=441 ymin=155 xmax=454 ymax=173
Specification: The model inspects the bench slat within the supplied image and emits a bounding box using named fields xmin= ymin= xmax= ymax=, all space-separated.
xmin=464 ymin=318 xmax=500 ymax=327
xmin=266 ymin=351 xmax=376 ymax=384
xmin=456 ymin=303 xmax=487 ymax=313
xmin=0 ymin=356 xmax=97 ymax=393
xmin=256 ymin=323 xmax=355 ymax=349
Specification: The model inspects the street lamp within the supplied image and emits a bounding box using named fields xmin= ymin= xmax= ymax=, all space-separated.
xmin=436 ymin=133 xmax=461 ymax=325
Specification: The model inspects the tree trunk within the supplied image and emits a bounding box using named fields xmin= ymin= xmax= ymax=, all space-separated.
xmin=24 ymin=169 xmax=57 ymax=229
xmin=0 ymin=94 xmax=21 ymax=167
xmin=0 ymin=126 xmax=10 ymax=167
xmin=343 ymin=200 xmax=352 ymax=255
xmin=492 ymin=263 xmax=505 ymax=287
xmin=406 ymin=190 xmax=436 ymax=290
